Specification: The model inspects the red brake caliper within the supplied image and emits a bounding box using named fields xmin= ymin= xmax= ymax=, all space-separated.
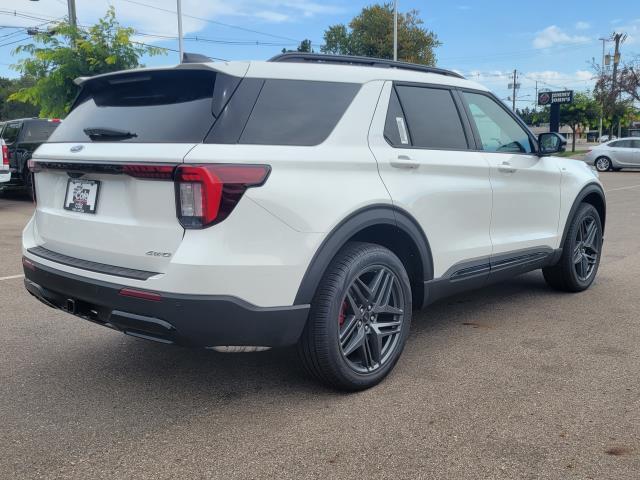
xmin=338 ymin=300 xmax=348 ymax=326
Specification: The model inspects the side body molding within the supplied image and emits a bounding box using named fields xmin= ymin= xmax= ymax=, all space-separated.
xmin=293 ymin=205 xmax=434 ymax=306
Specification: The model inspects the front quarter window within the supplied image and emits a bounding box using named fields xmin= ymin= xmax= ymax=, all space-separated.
xmin=463 ymin=91 xmax=533 ymax=154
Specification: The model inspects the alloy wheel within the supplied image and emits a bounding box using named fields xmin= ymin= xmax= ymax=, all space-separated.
xmin=573 ymin=215 xmax=600 ymax=281
xmin=338 ymin=265 xmax=405 ymax=374
xmin=595 ymin=157 xmax=610 ymax=172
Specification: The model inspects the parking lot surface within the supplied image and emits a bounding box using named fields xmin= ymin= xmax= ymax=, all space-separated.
xmin=1 ymin=171 xmax=640 ymax=479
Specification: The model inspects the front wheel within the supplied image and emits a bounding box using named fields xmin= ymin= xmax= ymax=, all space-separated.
xmin=298 ymin=242 xmax=412 ymax=391
xmin=543 ymin=203 xmax=603 ymax=292
xmin=595 ymin=156 xmax=611 ymax=172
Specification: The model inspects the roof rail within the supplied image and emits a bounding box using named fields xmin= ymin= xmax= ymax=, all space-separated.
xmin=268 ymin=53 xmax=464 ymax=79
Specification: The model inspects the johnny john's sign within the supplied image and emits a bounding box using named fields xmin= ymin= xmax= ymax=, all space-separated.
xmin=538 ymin=90 xmax=573 ymax=106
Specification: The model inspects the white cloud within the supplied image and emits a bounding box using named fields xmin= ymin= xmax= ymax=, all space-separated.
xmin=532 ymin=25 xmax=590 ymax=49
xmin=614 ymin=18 xmax=640 ymax=45
xmin=575 ymin=21 xmax=590 ymax=30
xmin=0 ymin=0 xmax=343 ymax=37
xmin=254 ymin=11 xmax=291 ymax=23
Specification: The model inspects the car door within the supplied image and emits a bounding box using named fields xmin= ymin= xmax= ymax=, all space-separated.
xmin=368 ymin=81 xmax=493 ymax=280
xmin=632 ymin=140 xmax=640 ymax=165
xmin=459 ymin=90 xmax=561 ymax=259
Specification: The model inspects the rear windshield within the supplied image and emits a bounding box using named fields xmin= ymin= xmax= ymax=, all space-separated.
xmin=21 ymin=121 xmax=59 ymax=143
xmin=48 ymin=70 xmax=217 ymax=143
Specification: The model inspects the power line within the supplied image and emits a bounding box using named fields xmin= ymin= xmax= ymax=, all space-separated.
xmin=117 ymin=0 xmax=302 ymax=43
xmin=0 ymin=36 xmax=31 ymax=48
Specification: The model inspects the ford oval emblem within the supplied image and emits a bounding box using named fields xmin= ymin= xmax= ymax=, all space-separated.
xmin=70 ymin=145 xmax=84 ymax=153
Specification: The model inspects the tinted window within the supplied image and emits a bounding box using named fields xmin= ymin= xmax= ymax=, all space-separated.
xmin=2 ymin=122 xmax=20 ymax=144
xmin=463 ymin=91 xmax=533 ymax=153
xmin=631 ymin=140 xmax=640 ymax=149
xmin=239 ymin=80 xmax=360 ymax=146
xmin=21 ymin=121 xmax=59 ymax=143
xmin=49 ymin=70 xmax=217 ymax=143
xmin=610 ymin=140 xmax=631 ymax=148
xmin=395 ymin=86 xmax=467 ymax=150
xmin=384 ymin=88 xmax=410 ymax=146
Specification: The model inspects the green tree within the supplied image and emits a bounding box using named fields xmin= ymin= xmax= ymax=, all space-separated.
xmin=560 ymin=92 xmax=599 ymax=152
xmin=281 ymin=38 xmax=314 ymax=54
xmin=517 ymin=106 xmax=549 ymax=126
xmin=0 ymin=76 xmax=40 ymax=120
xmin=9 ymin=7 xmax=164 ymax=117
xmin=321 ymin=3 xmax=441 ymax=65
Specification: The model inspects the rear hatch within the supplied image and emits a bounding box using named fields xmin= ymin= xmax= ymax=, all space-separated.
xmin=30 ymin=67 xmax=239 ymax=274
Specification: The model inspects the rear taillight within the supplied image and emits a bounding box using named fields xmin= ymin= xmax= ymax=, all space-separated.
xmin=1 ymin=144 xmax=7 ymax=167
xmin=174 ymin=164 xmax=270 ymax=229
xmin=123 ymin=164 xmax=175 ymax=180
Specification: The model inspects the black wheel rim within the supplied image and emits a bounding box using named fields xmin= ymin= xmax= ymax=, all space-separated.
xmin=573 ymin=215 xmax=600 ymax=281
xmin=338 ymin=265 xmax=405 ymax=374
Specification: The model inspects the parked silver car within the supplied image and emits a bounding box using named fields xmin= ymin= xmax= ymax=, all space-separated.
xmin=585 ymin=138 xmax=640 ymax=172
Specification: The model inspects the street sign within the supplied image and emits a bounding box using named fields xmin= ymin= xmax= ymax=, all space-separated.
xmin=508 ymin=83 xmax=521 ymax=89
xmin=538 ymin=90 xmax=573 ymax=106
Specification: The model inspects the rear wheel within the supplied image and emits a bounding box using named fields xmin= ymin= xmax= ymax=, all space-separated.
xmin=595 ymin=156 xmax=611 ymax=172
xmin=23 ymin=167 xmax=34 ymax=200
xmin=543 ymin=203 xmax=602 ymax=292
xmin=298 ymin=242 xmax=412 ymax=391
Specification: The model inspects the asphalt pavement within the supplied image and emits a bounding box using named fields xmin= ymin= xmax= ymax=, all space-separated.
xmin=1 ymin=171 xmax=640 ymax=479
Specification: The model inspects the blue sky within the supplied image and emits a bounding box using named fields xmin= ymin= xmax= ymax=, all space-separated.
xmin=1 ymin=0 xmax=639 ymax=109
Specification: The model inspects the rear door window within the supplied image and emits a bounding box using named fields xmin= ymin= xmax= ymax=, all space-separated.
xmin=238 ymin=80 xmax=360 ymax=146
xmin=48 ymin=70 xmax=218 ymax=143
xmin=21 ymin=121 xmax=59 ymax=143
xmin=384 ymin=88 xmax=410 ymax=146
xmin=394 ymin=85 xmax=468 ymax=150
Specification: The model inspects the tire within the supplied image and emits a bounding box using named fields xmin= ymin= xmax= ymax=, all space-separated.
xmin=543 ymin=203 xmax=603 ymax=292
xmin=595 ymin=156 xmax=611 ymax=172
xmin=298 ymin=241 xmax=412 ymax=391
xmin=23 ymin=167 xmax=34 ymax=201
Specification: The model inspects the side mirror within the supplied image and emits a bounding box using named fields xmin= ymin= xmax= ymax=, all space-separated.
xmin=537 ymin=132 xmax=566 ymax=156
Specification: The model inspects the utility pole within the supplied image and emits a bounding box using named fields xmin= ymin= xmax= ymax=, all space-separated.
xmin=177 ymin=0 xmax=184 ymax=63
xmin=511 ymin=69 xmax=517 ymax=112
xmin=66 ymin=0 xmax=77 ymax=29
xmin=534 ymin=80 xmax=538 ymax=112
xmin=598 ymin=37 xmax=608 ymax=141
xmin=393 ymin=0 xmax=398 ymax=61
xmin=610 ymin=33 xmax=625 ymax=138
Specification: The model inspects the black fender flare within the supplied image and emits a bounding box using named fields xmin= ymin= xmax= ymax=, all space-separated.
xmin=559 ymin=182 xmax=606 ymax=247
xmin=293 ymin=204 xmax=434 ymax=305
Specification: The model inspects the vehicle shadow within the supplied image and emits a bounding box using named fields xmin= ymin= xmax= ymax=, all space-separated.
xmin=28 ymin=271 xmax=556 ymax=401
xmin=0 ymin=188 xmax=32 ymax=202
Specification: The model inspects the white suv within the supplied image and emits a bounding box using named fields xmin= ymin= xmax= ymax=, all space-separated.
xmin=22 ymin=53 xmax=606 ymax=390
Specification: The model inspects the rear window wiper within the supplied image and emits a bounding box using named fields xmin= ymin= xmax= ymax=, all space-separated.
xmin=83 ymin=127 xmax=138 ymax=141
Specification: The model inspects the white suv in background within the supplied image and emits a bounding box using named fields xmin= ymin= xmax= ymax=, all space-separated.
xmin=22 ymin=53 xmax=606 ymax=390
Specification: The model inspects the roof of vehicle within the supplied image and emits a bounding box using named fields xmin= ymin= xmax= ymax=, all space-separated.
xmin=75 ymin=56 xmax=488 ymax=92
xmin=3 ymin=117 xmax=59 ymax=124
xmin=604 ymin=137 xmax=638 ymax=143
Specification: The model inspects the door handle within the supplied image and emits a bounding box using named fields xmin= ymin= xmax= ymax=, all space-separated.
xmin=390 ymin=155 xmax=419 ymax=169
xmin=498 ymin=161 xmax=516 ymax=173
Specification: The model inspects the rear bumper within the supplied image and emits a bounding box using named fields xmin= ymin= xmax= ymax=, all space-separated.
xmin=0 ymin=171 xmax=9 ymax=183
xmin=23 ymin=258 xmax=309 ymax=348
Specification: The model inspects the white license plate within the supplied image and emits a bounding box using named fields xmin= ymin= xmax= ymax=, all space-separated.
xmin=63 ymin=179 xmax=100 ymax=214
